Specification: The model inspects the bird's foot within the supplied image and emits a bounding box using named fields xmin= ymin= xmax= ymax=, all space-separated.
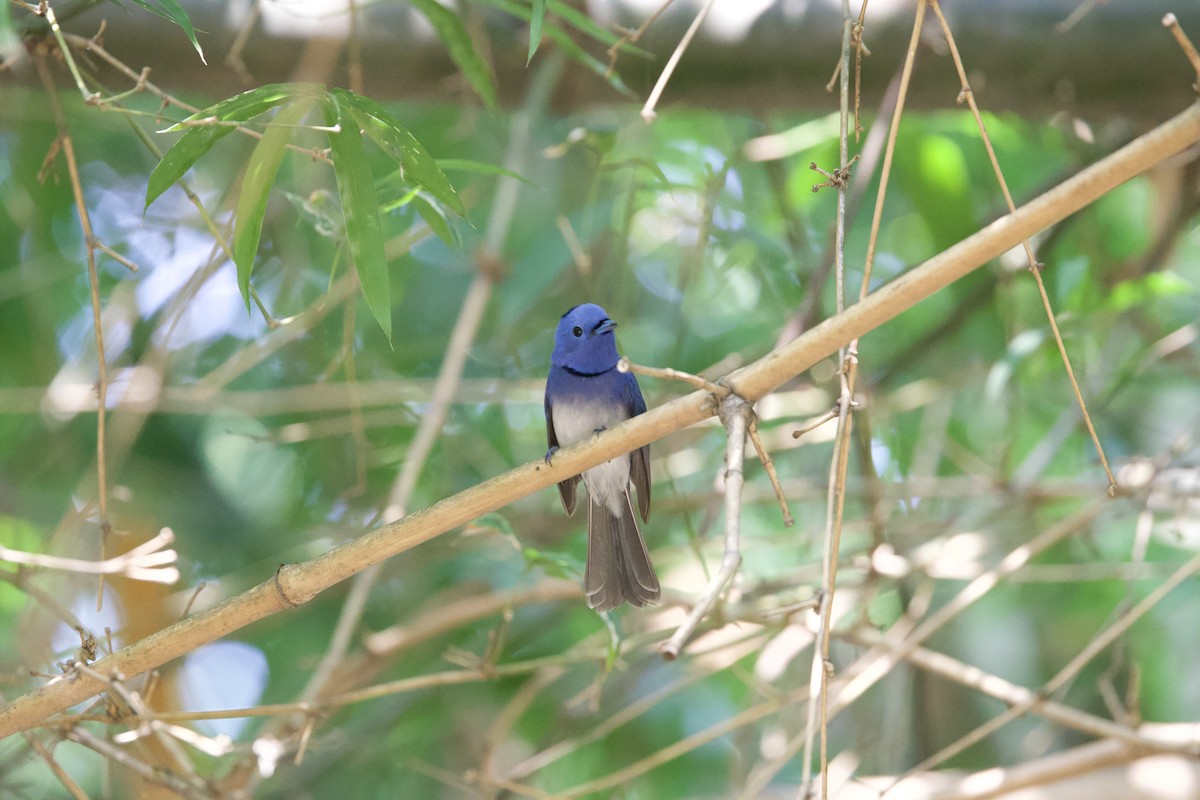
xmin=544 ymin=445 xmax=560 ymax=465
xmin=592 ymin=425 xmax=608 ymax=436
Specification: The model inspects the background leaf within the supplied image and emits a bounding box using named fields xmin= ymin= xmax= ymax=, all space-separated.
xmin=409 ymin=0 xmax=498 ymax=110
xmin=324 ymin=96 xmax=392 ymax=343
xmin=528 ymin=0 xmax=546 ymax=64
xmin=332 ymin=88 xmax=465 ymax=217
xmin=146 ymin=84 xmax=318 ymax=208
xmin=232 ymin=96 xmax=317 ymax=310
xmin=113 ymin=0 xmax=206 ymax=63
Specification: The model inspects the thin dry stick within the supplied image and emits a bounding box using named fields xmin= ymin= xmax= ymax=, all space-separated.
xmin=640 ymin=0 xmax=717 ymax=123
xmin=5 ymin=103 xmax=1200 ymax=737
xmin=58 ymin=31 xmax=331 ymax=167
xmin=1163 ymin=13 xmax=1200 ymax=84
xmin=71 ymin=662 xmax=213 ymax=783
xmin=1056 ymin=0 xmax=1105 ymax=34
xmin=660 ymin=394 xmax=752 ymax=658
xmin=22 ymin=731 xmax=90 ymax=800
xmin=505 ymin=669 xmax=710 ymax=781
xmin=859 ymin=0 xmax=923 ymax=303
xmin=747 ymin=419 xmax=794 ymax=526
xmin=65 ymin=725 xmax=217 ymax=800
xmin=843 ymin=627 xmax=1200 ymax=758
xmin=922 ymin=736 xmax=1198 ymax=800
xmin=900 ymin=550 xmax=1200 ymax=779
xmin=225 ymin=0 xmax=262 ymax=83
xmin=852 ymin=0 xmax=870 ymax=140
xmin=47 ymin=644 xmax=603 ymax=729
xmin=558 ymin=683 xmax=812 ymax=799
xmin=619 ymin=356 xmax=727 ymax=395
xmin=930 ymin=0 xmax=1116 ymax=494
xmin=834 ymin=500 xmax=1107 ymax=712
xmin=619 ymin=357 xmax=792 ymax=524
xmin=33 ymin=49 xmax=112 ymax=610
xmin=802 ymin=1 xmax=858 ymax=794
xmin=481 ymin=665 xmax=564 ymax=787
xmin=606 ymin=0 xmax=676 ymax=76
xmin=286 ymin=273 xmax=496 ymax=713
xmin=737 ymin=500 xmax=1109 ymax=797
xmin=0 ymin=528 xmax=179 ymax=583
xmin=812 ymin=52 xmax=931 ymax=796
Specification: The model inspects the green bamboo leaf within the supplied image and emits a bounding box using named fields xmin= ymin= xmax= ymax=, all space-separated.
xmin=146 ymin=128 xmax=233 ymax=210
xmin=412 ymin=193 xmax=456 ymax=247
xmin=162 ymin=84 xmax=321 ymax=133
xmin=408 ymin=0 xmax=497 ymax=110
xmin=379 ymin=184 xmax=421 ymax=215
xmin=232 ymin=97 xmax=316 ymax=311
xmin=145 ymin=84 xmax=319 ymax=209
xmin=324 ymin=98 xmax=391 ymax=343
xmin=528 ymin=0 xmax=546 ymax=64
xmin=479 ymin=0 xmax=636 ymax=98
xmin=545 ymin=0 xmax=647 ymax=53
xmin=541 ymin=25 xmax=635 ymax=98
xmin=331 ymin=88 xmax=465 ymax=217
xmin=437 ymin=158 xmax=535 ymax=186
xmin=113 ymin=0 xmax=206 ymax=63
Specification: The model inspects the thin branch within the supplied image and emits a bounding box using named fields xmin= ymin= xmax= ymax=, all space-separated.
xmin=747 ymin=418 xmax=794 ymax=527
xmin=640 ymin=0 xmax=717 ymax=123
xmin=4 ymin=102 xmax=1200 ymax=736
xmin=21 ymin=732 xmax=89 ymax=800
xmin=901 ymin=550 xmax=1200 ymax=777
xmin=0 ymin=528 xmax=179 ymax=584
xmin=661 ymin=393 xmax=751 ymax=659
xmin=843 ymin=627 xmax=1200 ymax=759
xmin=65 ymin=726 xmax=217 ymax=800
xmin=33 ymin=48 xmax=112 ymax=608
xmin=618 ymin=358 xmax=791 ymax=525
xmin=618 ymin=356 xmax=727 ymax=396
xmin=929 ymin=0 xmax=1116 ymax=494
xmin=833 ymin=500 xmax=1108 ymax=715
xmin=916 ymin=731 xmax=1200 ymax=800
xmin=606 ymin=0 xmax=675 ymax=77
xmin=1163 ymin=12 xmax=1200 ymax=88
xmin=225 ymin=0 xmax=262 ymax=84
xmin=803 ymin=2 xmax=859 ymax=793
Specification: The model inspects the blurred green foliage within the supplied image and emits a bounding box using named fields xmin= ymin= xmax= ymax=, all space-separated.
xmin=2 ymin=29 xmax=1200 ymax=797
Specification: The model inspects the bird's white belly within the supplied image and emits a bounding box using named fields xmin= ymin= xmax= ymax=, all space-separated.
xmin=553 ymin=397 xmax=631 ymax=516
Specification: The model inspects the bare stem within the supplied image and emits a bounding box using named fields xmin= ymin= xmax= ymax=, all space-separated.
xmin=660 ymin=394 xmax=751 ymax=659
xmin=640 ymin=0 xmax=717 ymax=123
xmin=930 ymin=0 xmax=1116 ymax=494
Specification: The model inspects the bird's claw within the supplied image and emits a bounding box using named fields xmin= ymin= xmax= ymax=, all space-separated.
xmin=544 ymin=445 xmax=560 ymax=465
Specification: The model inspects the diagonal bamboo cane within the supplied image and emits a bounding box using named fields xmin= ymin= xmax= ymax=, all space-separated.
xmin=2 ymin=101 xmax=1198 ymax=740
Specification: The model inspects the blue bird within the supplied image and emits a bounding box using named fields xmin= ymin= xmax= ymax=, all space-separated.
xmin=545 ymin=304 xmax=659 ymax=611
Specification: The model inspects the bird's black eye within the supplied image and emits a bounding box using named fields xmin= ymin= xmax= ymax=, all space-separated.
xmin=572 ymin=326 xmax=583 ymax=337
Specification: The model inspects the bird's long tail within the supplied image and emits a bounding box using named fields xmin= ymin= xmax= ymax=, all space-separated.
xmin=585 ymin=491 xmax=660 ymax=611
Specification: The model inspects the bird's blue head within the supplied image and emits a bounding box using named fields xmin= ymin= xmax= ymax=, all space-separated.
xmin=551 ymin=303 xmax=621 ymax=374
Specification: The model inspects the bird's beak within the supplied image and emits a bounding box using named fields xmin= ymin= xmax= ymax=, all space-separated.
xmin=595 ymin=318 xmax=617 ymax=334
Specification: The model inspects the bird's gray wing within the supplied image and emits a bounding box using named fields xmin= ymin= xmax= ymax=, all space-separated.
xmin=545 ymin=384 xmax=579 ymax=516
xmin=624 ymin=371 xmax=651 ymax=522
